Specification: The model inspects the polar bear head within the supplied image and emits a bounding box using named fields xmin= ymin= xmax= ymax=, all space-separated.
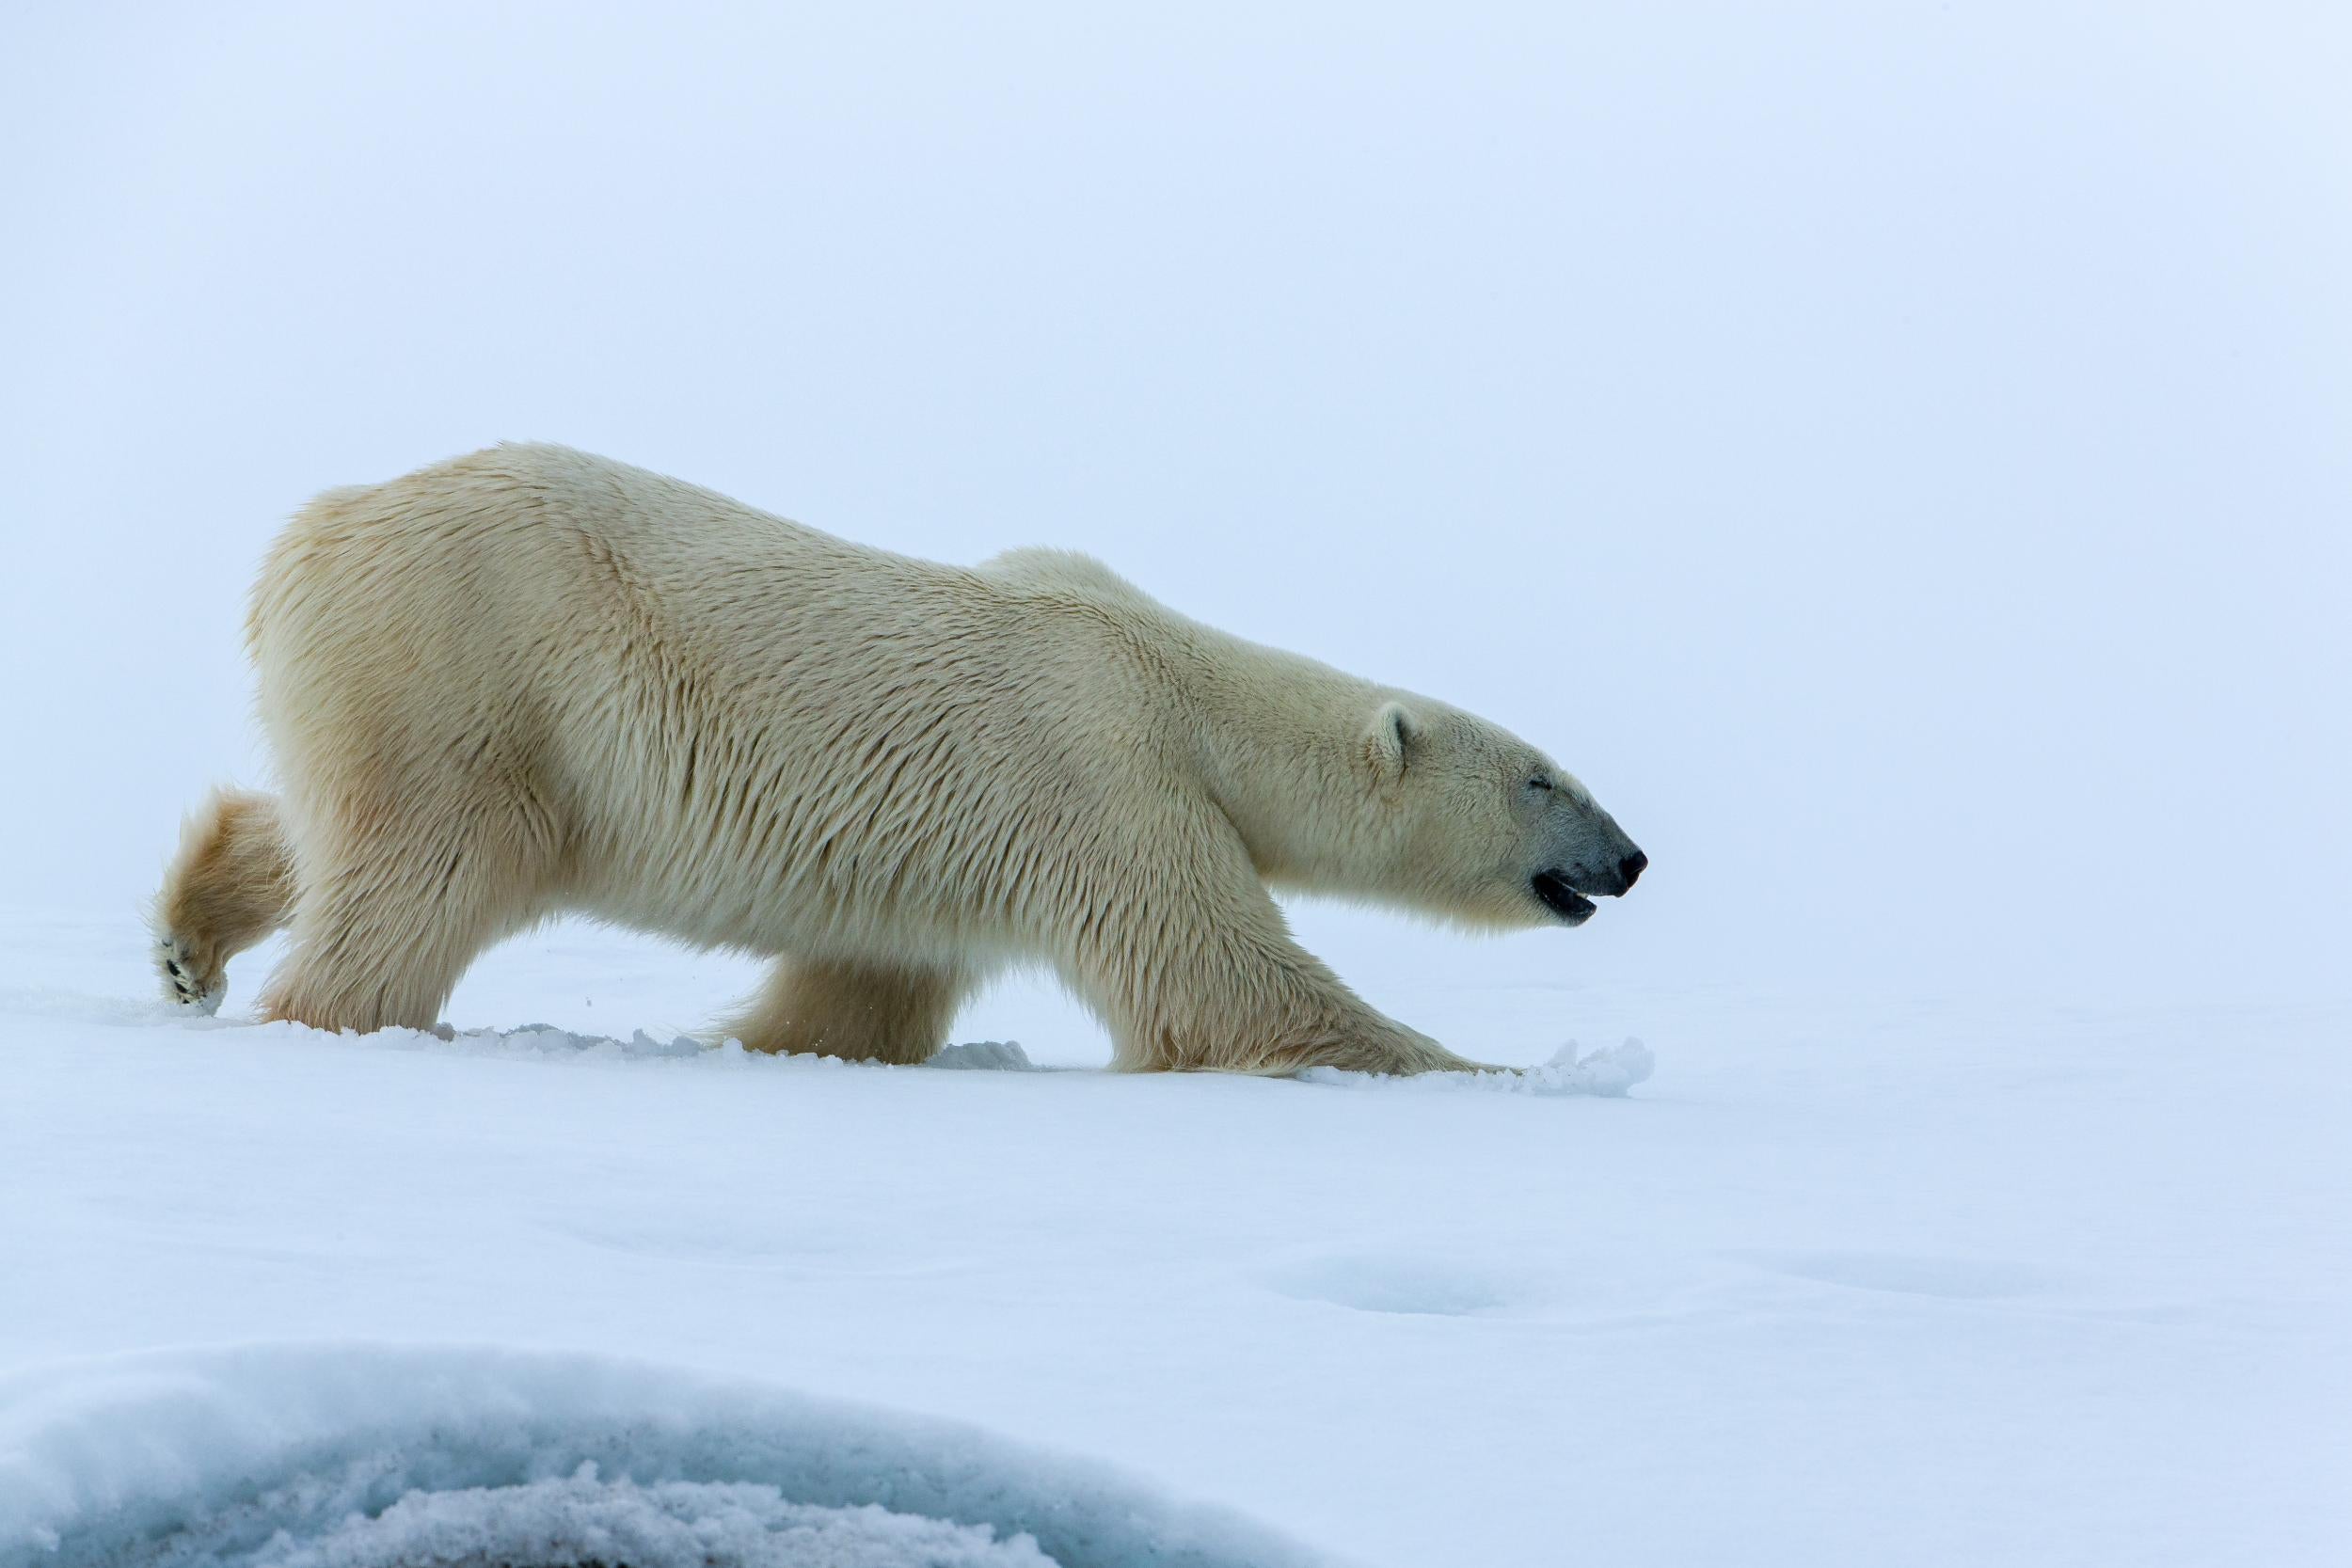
xmin=1345 ymin=698 xmax=1645 ymax=930
xmin=1003 ymin=551 xmax=1647 ymax=935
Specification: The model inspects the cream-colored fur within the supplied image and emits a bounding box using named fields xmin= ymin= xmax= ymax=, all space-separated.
xmin=155 ymin=445 xmax=1643 ymax=1073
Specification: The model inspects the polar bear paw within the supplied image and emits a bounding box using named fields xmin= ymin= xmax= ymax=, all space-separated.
xmin=155 ymin=933 xmax=226 ymax=1015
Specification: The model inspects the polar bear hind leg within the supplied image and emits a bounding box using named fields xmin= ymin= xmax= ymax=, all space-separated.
xmin=723 ymin=956 xmax=974 ymax=1064
xmin=153 ymin=786 xmax=298 ymax=1012
xmin=255 ymin=770 xmax=561 ymax=1036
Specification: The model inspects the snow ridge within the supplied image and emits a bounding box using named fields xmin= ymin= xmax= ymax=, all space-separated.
xmin=1298 ymin=1037 xmax=1655 ymax=1097
xmin=0 ymin=1344 xmax=1329 ymax=1568
xmin=137 ymin=1017 xmax=1043 ymax=1072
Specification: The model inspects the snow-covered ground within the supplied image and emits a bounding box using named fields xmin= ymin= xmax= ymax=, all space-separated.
xmin=4 ymin=909 xmax=2344 ymax=1566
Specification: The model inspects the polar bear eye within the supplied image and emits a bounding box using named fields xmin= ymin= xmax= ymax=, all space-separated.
xmin=1526 ymin=776 xmax=1554 ymax=793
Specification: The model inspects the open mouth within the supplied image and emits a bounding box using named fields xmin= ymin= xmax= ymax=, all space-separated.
xmin=1531 ymin=870 xmax=1596 ymax=925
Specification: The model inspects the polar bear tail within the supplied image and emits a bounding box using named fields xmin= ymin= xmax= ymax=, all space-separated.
xmin=152 ymin=786 xmax=296 ymax=1013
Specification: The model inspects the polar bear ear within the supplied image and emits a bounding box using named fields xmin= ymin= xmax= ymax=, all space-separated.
xmin=1364 ymin=701 xmax=1416 ymax=781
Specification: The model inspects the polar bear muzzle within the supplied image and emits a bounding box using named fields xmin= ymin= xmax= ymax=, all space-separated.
xmin=1531 ymin=870 xmax=1597 ymax=924
xmin=1531 ymin=847 xmax=1646 ymax=925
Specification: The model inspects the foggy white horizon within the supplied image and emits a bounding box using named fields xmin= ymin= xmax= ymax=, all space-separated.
xmin=4 ymin=2 xmax=2346 ymax=1021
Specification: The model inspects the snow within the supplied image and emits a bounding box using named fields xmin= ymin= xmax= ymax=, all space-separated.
xmin=2 ymin=911 xmax=2345 ymax=1566
xmin=1298 ymin=1037 xmax=1654 ymax=1097
xmin=107 ymin=1017 xmax=1645 ymax=1096
xmin=0 ymin=1344 xmax=1315 ymax=1568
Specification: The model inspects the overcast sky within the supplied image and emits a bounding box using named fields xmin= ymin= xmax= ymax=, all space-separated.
xmin=3 ymin=2 xmax=2345 ymax=1015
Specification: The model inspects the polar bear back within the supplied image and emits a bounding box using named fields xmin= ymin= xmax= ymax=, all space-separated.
xmin=247 ymin=444 xmax=1180 ymax=965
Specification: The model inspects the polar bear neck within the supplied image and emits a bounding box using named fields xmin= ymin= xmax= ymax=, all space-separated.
xmin=1161 ymin=627 xmax=1403 ymax=893
xmin=982 ymin=545 xmax=1403 ymax=894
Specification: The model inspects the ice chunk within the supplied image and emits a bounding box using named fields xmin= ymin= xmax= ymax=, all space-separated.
xmin=229 ymin=1467 xmax=1051 ymax=1568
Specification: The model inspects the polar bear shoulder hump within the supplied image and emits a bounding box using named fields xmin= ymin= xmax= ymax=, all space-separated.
xmin=978 ymin=546 xmax=1151 ymax=603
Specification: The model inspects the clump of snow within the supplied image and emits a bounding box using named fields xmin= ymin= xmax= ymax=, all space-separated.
xmin=431 ymin=1022 xmax=711 ymax=1060
xmin=924 ymin=1040 xmax=1036 ymax=1071
xmin=0 ymin=1344 xmax=1327 ymax=1568
xmin=1297 ymin=1037 xmax=1655 ymax=1097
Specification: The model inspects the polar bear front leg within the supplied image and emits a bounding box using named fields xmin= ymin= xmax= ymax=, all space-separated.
xmin=1074 ymin=855 xmax=1486 ymax=1077
xmin=724 ymin=956 xmax=972 ymax=1065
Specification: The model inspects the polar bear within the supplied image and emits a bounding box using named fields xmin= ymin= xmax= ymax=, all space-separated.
xmin=155 ymin=445 xmax=1645 ymax=1074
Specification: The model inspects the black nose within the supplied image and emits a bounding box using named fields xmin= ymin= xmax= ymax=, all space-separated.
xmin=1617 ymin=850 xmax=1647 ymax=892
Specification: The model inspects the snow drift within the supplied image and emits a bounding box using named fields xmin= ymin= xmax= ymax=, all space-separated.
xmin=124 ymin=1012 xmax=1647 ymax=1093
xmin=0 ymin=1344 xmax=1331 ymax=1568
